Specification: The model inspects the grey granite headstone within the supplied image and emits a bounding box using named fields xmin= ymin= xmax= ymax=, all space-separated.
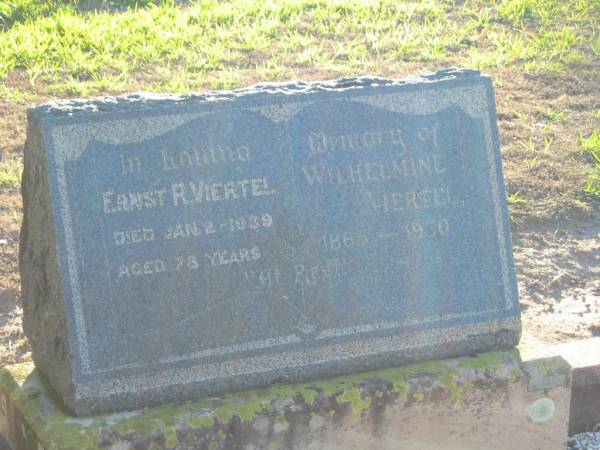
xmin=20 ymin=68 xmax=521 ymax=415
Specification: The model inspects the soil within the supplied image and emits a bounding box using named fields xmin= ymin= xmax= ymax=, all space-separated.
xmin=0 ymin=66 xmax=598 ymax=367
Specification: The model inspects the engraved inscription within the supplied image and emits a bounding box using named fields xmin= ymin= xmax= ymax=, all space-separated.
xmin=171 ymin=177 xmax=275 ymax=206
xmin=162 ymin=145 xmax=251 ymax=171
xmin=301 ymin=155 xmax=446 ymax=187
xmin=121 ymin=154 xmax=142 ymax=175
xmin=365 ymin=186 xmax=463 ymax=213
xmin=60 ymin=98 xmax=509 ymax=375
xmin=103 ymin=188 xmax=168 ymax=214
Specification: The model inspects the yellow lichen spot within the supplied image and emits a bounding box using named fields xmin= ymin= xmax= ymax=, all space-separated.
xmin=215 ymin=407 xmax=231 ymax=423
xmin=302 ymin=388 xmax=318 ymax=405
xmin=164 ymin=428 xmax=178 ymax=448
xmin=339 ymin=387 xmax=371 ymax=418
xmin=395 ymin=379 xmax=410 ymax=400
xmin=457 ymin=350 xmax=516 ymax=371
xmin=441 ymin=372 xmax=463 ymax=401
xmin=413 ymin=392 xmax=425 ymax=402
xmin=214 ymin=397 xmax=267 ymax=423
xmin=528 ymin=357 xmax=562 ymax=378
xmin=187 ymin=414 xmax=213 ymax=429
xmin=510 ymin=368 xmax=523 ymax=383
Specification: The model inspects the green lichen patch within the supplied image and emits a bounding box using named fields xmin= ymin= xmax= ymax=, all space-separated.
xmin=457 ymin=350 xmax=520 ymax=371
xmin=395 ymin=379 xmax=410 ymax=401
xmin=412 ymin=392 xmax=425 ymax=402
xmin=440 ymin=372 xmax=466 ymax=401
xmin=524 ymin=356 xmax=567 ymax=378
xmin=186 ymin=412 xmax=215 ymax=429
xmin=213 ymin=397 xmax=270 ymax=423
xmin=510 ymin=368 xmax=523 ymax=384
xmin=339 ymin=387 xmax=371 ymax=418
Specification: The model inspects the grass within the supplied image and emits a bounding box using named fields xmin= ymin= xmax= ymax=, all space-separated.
xmin=580 ymin=129 xmax=600 ymax=199
xmin=0 ymin=0 xmax=598 ymax=204
xmin=0 ymin=0 xmax=598 ymax=96
xmin=508 ymin=192 xmax=527 ymax=204
xmin=545 ymin=109 xmax=568 ymax=123
xmin=0 ymin=157 xmax=22 ymax=187
xmin=507 ymin=191 xmax=527 ymax=222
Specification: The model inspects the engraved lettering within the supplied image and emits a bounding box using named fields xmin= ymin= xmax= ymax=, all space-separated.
xmin=416 ymin=122 xmax=440 ymax=149
xmin=162 ymin=145 xmax=251 ymax=171
xmin=308 ymin=129 xmax=410 ymax=157
xmin=366 ymin=187 xmax=463 ymax=213
xmin=103 ymin=189 xmax=167 ymax=214
xmin=118 ymin=259 xmax=166 ymax=277
xmin=113 ymin=227 xmax=155 ymax=246
xmin=301 ymin=156 xmax=445 ymax=187
xmin=294 ymin=258 xmax=347 ymax=286
xmin=171 ymin=178 xmax=275 ymax=206
xmin=205 ymin=247 xmax=261 ymax=266
xmin=120 ymin=155 xmax=142 ymax=175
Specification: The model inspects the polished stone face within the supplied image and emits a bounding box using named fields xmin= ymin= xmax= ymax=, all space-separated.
xmin=22 ymin=69 xmax=521 ymax=414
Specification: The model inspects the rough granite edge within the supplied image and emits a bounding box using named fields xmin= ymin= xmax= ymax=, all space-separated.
xmin=19 ymin=115 xmax=75 ymax=408
xmin=28 ymin=68 xmax=482 ymax=117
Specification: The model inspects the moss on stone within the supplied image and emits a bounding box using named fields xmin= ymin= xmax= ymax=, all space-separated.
xmin=526 ymin=356 xmax=564 ymax=377
xmin=301 ymin=387 xmax=319 ymax=405
xmin=395 ymin=379 xmax=410 ymax=401
xmin=413 ymin=392 xmax=425 ymax=402
xmin=441 ymin=372 xmax=463 ymax=399
xmin=510 ymin=368 xmax=523 ymax=383
xmin=457 ymin=350 xmax=519 ymax=370
xmin=164 ymin=427 xmax=178 ymax=448
xmin=0 ymin=366 xmax=99 ymax=449
xmin=214 ymin=397 xmax=269 ymax=423
xmin=339 ymin=387 xmax=371 ymax=418
xmin=187 ymin=413 xmax=214 ymax=428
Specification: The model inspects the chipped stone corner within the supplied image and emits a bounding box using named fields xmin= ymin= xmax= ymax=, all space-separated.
xmin=520 ymin=355 xmax=571 ymax=393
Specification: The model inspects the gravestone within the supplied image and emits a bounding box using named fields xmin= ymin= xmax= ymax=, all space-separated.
xmin=20 ymin=68 xmax=521 ymax=416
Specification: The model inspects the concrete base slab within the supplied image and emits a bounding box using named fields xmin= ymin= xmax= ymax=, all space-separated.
xmin=0 ymin=348 xmax=570 ymax=450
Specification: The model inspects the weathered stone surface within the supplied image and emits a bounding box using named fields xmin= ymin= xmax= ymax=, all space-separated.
xmin=20 ymin=68 xmax=521 ymax=415
xmin=0 ymin=349 xmax=570 ymax=450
